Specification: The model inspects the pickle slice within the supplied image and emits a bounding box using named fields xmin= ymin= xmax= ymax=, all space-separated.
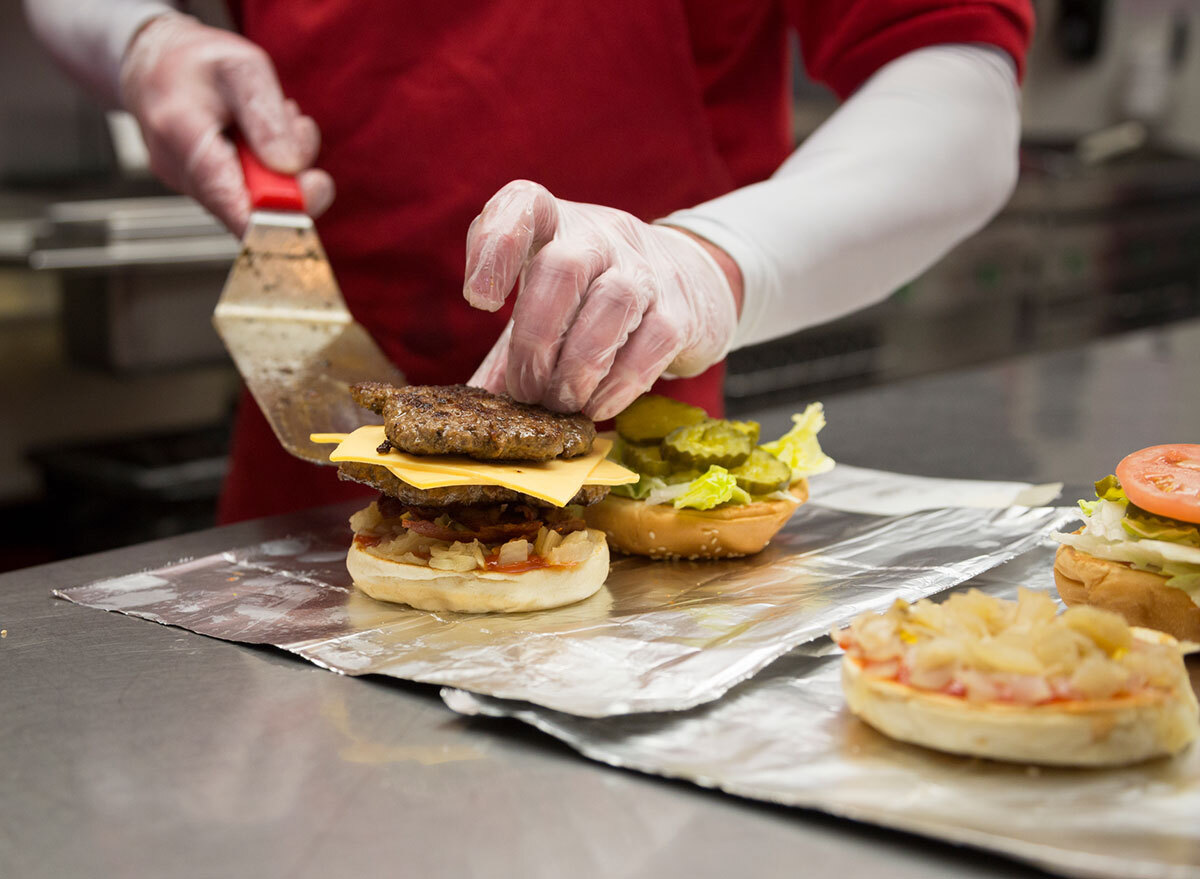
xmin=727 ymin=419 xmax=761 ymax=446
xmin=662 ymin=421 xmax=752 ymax=469
xmin=615 ymin=394 xmax=707 ymax=444
xmin=609 ymin=435 xmax=631 ymax=464
xmin=730 ymin=448 xmax=792 ymax=495
xmin=622 ymin=442 xmax=673 ymax=478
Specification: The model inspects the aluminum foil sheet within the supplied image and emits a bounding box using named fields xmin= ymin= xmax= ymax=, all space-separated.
xmin=57 ymin=494 xmax=1072 ymax=717
xmin=445 ymin=547 xmax=1200 ymax=879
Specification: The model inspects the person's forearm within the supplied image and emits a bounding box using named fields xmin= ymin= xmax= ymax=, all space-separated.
xmin=663 ymin=44 xmax=1021 ymax=350
xmin=24 ymin=0 xmax=176 ymax=106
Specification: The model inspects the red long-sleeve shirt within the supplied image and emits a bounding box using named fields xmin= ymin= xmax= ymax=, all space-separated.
xmin=219 ymin=0 xmax=1032 ymax=523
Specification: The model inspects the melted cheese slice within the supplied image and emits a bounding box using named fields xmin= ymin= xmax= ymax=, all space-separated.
xmin=311 ymin=426 xmax=636 ymax=506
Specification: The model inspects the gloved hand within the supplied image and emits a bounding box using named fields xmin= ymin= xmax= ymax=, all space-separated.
xmin=465 ymin=180 xmax=740 ymax=421
xmin=119 ymin=12 xmax=333 ymax=235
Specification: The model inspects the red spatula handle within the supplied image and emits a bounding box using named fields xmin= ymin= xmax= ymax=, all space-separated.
xmin=236 ymin=139 xmax=305 ymax=212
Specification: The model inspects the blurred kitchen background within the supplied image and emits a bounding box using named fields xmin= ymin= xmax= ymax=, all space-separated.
xmin=3 ymin=0 xmax=1200 ymax=571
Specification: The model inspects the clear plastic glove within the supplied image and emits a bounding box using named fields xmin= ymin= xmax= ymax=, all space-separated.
xmin=465 ymin=180 xmax=739 ymax=421
xmin=119 ymin=12 xmax=333 ymax=235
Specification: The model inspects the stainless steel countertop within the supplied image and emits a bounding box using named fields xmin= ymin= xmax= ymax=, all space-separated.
xmin=3 ymin=319 xmax=1198 ymax=879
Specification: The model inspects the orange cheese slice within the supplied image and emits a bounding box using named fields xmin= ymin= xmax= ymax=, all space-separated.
xmin=310 ymin=426 xmax=636 ymax=506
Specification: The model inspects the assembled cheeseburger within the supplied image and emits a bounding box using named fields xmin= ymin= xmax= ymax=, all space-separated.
xmin=1052 ymin=444 xmax=1200 ymax=642
xmin=316 ymin=383 xmax=636 ymax=613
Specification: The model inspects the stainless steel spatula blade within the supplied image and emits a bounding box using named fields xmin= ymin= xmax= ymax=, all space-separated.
xmin=213 ymin=145 xmax=403 ymax=465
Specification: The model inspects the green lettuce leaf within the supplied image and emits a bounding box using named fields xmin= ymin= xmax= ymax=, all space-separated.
xmin=610 ymin=473 xmax=664 ymax=500
xmin=1162 ymin=566 xmax=1200 ymax=601
xmin=760 ymin=403 xmax=835 ymax=480
xmin=673 ymin=466 xmax=751 ymax=511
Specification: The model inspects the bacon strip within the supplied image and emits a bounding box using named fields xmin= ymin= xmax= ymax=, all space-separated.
xmin=377 ymin=495 xmax=585 ymax=544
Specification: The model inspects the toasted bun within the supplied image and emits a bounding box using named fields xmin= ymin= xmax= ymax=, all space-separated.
xmin=583 ymin=481 xmax=808 ymax=560
xmin=842 ymin=631 xmax=1200 ymax=766
xmin=347 ymin=528 xmax=609 ymax=613
xmin=1054 ymin=543 xmax=1200 ymax=642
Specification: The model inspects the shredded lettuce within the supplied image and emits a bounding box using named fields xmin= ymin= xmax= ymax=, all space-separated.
xmin=610 ymin=473 xmax=660 ymax=500
xmin=1053 ymin=528 xmax=1200 ymax=601
xmin=1054 ymin=477 xmax=1200 ymax=602
xmin=762 ymin=488 xmax=804 ymax=505
xmin=672 ymin=466 xmax=751 ymax=511
xmin=610 ymin=474 xmax=691 ymax=506
xmin=1164 ymin=570 xmax=1200 ymax=594
xmin=760 ymin=403 xmax=835 ymax=481
xmin=645 ymin=480 xmax=692 ymax=507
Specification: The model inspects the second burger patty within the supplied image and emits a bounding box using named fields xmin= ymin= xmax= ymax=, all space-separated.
xmin=338 ymin=461 xmax=609 ymax=508
xmin=351 ymin=382 xmax=596 ymax=461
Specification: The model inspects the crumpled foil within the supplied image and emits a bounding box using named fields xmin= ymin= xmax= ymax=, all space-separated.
xmin=57 ymin=499 xmax=1072 ymax=717
xmin=444 ymin=546 xmax=1200 ymax=879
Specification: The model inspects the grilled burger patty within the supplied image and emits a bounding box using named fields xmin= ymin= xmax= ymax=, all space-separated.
xmin=350 ymin=382 xmax=595 ymax=461
xmin=338 ymin=461 xmax=609 ymax=508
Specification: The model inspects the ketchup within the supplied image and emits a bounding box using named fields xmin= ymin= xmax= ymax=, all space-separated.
xmin=484 ymin=553 xmax=552 ymax=574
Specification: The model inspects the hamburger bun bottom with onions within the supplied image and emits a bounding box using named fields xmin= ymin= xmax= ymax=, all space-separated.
xmin=347 ymin=526 xmax=610 ymax=613
xmin=842 ymin=631 xmax=1200 ymax=766
xmin=1054 ymin=543 xmax=1200 ymax=643
xmin=584 ymin=480 xmax=808 ymax=560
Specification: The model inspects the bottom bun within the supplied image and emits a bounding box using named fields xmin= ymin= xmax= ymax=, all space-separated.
xmin=584 ymin=480 xmax=808 ymax=560
xmin=347 ymin=528 xmax=610 ymax=613
xmin=1054 ymin=543 xmax=1200 ymax=643
xmin=842 ymin=638 xmax=1200 ymax=766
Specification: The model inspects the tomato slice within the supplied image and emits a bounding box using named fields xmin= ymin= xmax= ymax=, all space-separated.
xmin=1116 ymin=444 xmax=1200 ymax=524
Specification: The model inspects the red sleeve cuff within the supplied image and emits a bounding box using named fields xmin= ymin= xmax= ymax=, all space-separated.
xmin=798 ymin=2 xmax=1034 ymax=100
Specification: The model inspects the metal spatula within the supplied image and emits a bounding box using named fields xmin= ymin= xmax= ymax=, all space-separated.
xmin=213 ymin=143 xmax=404 ymax=465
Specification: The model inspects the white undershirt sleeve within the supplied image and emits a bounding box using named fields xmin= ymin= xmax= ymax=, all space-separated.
xmin=24 ymin=0 xmax=177 ymax=106
xmin=661 ymin=44 xmax=1021 ymax=351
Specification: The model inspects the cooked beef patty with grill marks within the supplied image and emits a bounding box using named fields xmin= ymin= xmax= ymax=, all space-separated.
xmin=338 ymin=461 xmax=610 ymax=508
xmin=350 ymin=382 xmax=595 ymax=461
